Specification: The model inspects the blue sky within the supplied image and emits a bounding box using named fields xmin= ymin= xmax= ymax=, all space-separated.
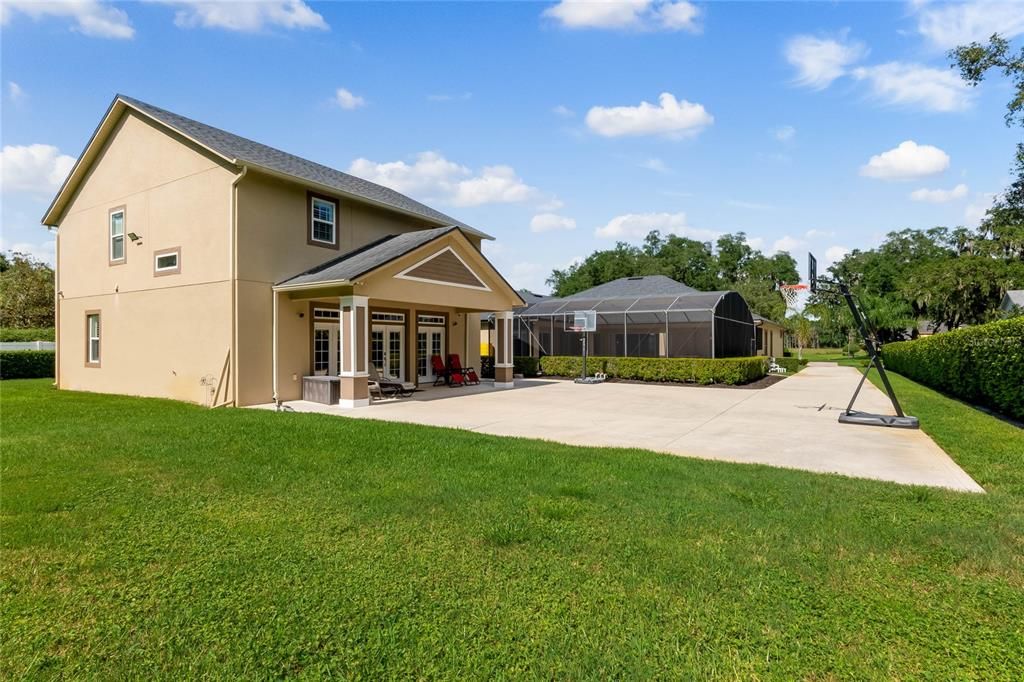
xmin=2 ymin=1 xmax=1021 ymax=293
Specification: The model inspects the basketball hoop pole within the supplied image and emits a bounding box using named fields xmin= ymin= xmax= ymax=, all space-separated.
xmin=581 ymin=332 xmax=587 ymax=381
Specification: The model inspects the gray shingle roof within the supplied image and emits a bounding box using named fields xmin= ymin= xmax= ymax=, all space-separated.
xmin=562 ymin=275 xmax=697 ymax=299
xmin=277 ymin=226 xmax=457 ymax=287
xmin=117 ymin=95 xmax=491 ymax=240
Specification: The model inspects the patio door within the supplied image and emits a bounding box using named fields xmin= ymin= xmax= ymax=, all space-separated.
xmin=371 ymin=324 xmax=405 ymax=381
xmin=313 ymin=322 xmax=339 ymax=376
xmin=417 ymin=326 xmax=445 ymax=383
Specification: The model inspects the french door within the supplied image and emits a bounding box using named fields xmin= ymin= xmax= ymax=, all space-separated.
xmin=312 ymin=322 xmax=339 ymax=376
xmin=417 ymin=327 xmax=445 ymax=383
xmin=371 ymin=324 xmax=405 ymax=381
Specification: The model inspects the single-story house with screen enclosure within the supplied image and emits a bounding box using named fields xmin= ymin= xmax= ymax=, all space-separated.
xmin=753 ymin=314 xmax=785 ymax=357
xmin=42 ymin=95 xmax=525 ymax=408
xmin=512 ymin=275 xmax=757 ymax=359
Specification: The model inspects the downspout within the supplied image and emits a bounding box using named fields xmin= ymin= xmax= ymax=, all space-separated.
xmin=272 ymin=287 xmax=279 ymax=406
xmin=53 ymin=228 xmax=60 ymax=388
xmin=230 ymin=166 xmax=248 ymax=406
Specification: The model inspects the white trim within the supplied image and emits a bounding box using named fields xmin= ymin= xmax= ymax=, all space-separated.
xmin=313 ymin=307 xmax=340 ymax=320
xmin=338 ymin=397 xmax=371 ymax=409
xmin=394 ymin=246 xmax=491 ymax=292
xmin=154 ymin=251 xmax=179 ymax=272
xmin=418 ymin=314 xmax=445 ymax=326
xmin=310 ymin=196 xmax=338 ymax=246
xmin=109 ymin=209 xmax=125 ymax=262
xmin=273 ymin=280 xmax=352 ymax=292
xmin=87 ymin=313 xmax=101 ymax=364
xmin=371 ymin=312 xmax=405 ymax=323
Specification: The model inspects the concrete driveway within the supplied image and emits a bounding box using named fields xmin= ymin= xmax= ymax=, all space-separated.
xmin=265 ymin=363 xmax=983 ymax=492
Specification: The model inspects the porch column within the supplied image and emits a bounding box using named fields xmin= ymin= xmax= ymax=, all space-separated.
xmin=339 ymin=295 xmax=370 ymax=408
xmin=494 ymin=310 xmax=514 ymax=388
xmin=407 ymin=306 xmax=418 ymax=388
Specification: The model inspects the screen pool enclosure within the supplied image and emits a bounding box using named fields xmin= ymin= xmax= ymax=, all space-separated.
xmin=514 ymin=289 xmax=756 ymax=359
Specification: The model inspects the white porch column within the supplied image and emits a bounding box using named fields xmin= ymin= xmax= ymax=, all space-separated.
xmin=494 ymin=310 xmax=514 ymax=388
xmin=338 ymin=295 xmax=370 ymax=408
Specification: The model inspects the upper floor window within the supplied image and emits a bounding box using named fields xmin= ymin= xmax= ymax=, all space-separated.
xmin=154 ymin=247 xmax=181 ymax=276
xmin=109 ymin=207 xmax=126 ymax=264
xmin=309 ymin=194 xmax=338 ymax=247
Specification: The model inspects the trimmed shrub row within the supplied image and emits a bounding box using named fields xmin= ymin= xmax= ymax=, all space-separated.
xmin=0 ymin=350 xmax=55 ymax=379
xmin=0 ymin=327 xmax=55 ymax=342
xmin=773 ymin=357 xmax=808 ymax=374
xmin=513 ymin=356 xmax=540 ymax=377
xmin=881 ymin=317 xmax=1024 ymax=421
xmin=540 ymin=355 xmax=768 ymax=385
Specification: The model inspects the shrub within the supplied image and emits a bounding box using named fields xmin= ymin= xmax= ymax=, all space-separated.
xmin=0 ymin=327 xmax=55 ymax=342
xmin=882 ymin=317 xmax=1024 ymax=421
xmin=0 ymin=350 xmax=55 ymax=379
xmin=539 ymin=356 xmax=767 ymax=385
xmin=513 ymin=356 xmax=540 ymax=377
xmin=773 ymin=357 xmax=805 ymax=373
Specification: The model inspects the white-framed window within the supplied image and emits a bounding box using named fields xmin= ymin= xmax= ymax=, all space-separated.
xmin=109 ymin=208 xmax=126 ymax=263
xmin=371 ymin=312 xmax=405 ymax=323
xmin=313 ymin=308 xmax=340 ymax=321
xmin=153 ymin=248 xmax=180 ymax=275
xmin=418 ymin=314 xmax=445 ymax=326
xmin=310 ymin=196 xmax=337 ymax=245
xmin=86 ymin=312 xmax=101 ymax=365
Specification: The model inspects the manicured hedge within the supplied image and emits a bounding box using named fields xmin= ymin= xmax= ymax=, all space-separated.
xmin=0 ymin=350 xmax=55 ymax=379
xmin=774 ymin=357 xmax=808 ymax=374
xmin=540 ymin=355 xmax=768 ymax=385
xmin=513 ymin=356 xmax=540 ymax=377
xmin=0 ymin=327 xmax=55 ymax=342
xmin=882 ymin=317 xmax=1024 ymax=421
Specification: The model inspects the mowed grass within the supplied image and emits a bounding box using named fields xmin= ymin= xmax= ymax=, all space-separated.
xmin=2 ymin=379 xmax=1023 ymax=679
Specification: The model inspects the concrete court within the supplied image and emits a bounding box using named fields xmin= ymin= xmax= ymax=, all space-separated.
xmin=260 ymin=363 xmax=983 ymax=492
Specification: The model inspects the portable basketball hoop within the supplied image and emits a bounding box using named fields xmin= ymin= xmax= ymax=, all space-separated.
xmin=806 ymin=252 xmax=919 ymax=429
xmin=568 ymin=311 xmax=603 ymax=384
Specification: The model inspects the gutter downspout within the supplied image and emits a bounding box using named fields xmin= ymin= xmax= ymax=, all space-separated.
xmin=230 ymin=165 xmax=248 ymax=407
xmin=272 ymin=288 xmax=279 ymax=406
xmin=53 ymin=227 xmax=60 ymax=388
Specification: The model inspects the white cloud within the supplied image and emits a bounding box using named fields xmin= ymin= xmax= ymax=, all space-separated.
xmin=851 ymin=62 xmax=973 ymax=112
xmin=785 ymin=34 xmax=866 ymax=90
xmin=537 ymin=197 xmax=565 ymax=211
xmin=859 ymin=140 xmax=950 ymax=181
xmin=824 ymin=245 xmax=850 ymax=266
xmin=7 ymin=81 xmax=26 ymax=103
xmin=348 ymin=151 xmax=539 ymax=207
xmin=160 ymin=1 xmax=327 ymax=32
xmin=770 ymin=235 xmax=806 ymax=255
xmin=451 ymin=165 xmax=538 ymax=207
xmin=1 ymin=0 xmax=134 ymax=39
xmin=805 ymin=229 xmax=836 ymax=239
xmin=543 ymin=0 xmax=701 ymax=32
xmin=595 ymin=211 xmax=718 ymax=241
xmin=552 ymin=104 xmax=575 ymax=118
xmin=427 ymin=92 xmax=472 ymax=102
xmin=334 ymin=88 xmax=366 ymax=110
xmin=530 ymin=213 xmax=577 ymax=233
xmin=0 ymin=236 xmax=56 ymax=265
xmin=744 ymin=236 xmax=765 ymax=251
xmin=915 ymin=1 xmax=1024 ymax=49
xmin=640 ymin=157 xmax=670 ymax=173
xmin=585 ymin=92 xmax=713 ymax=139
xmin=964 ymin=193 xmax=996 ymax=227
xmin=507 ymin=261 xmax=548 ymax=293
xmin=774 ymin=125 xmax=796 ymax=142
xmin=909 ymin=183 xmax=969 ymax=203
xmin=1 ymin=144 xmax=75 ymax=194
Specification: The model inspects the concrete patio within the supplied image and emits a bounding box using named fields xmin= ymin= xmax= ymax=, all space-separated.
xmin=255 ymin=363 xmax=983 ymax=493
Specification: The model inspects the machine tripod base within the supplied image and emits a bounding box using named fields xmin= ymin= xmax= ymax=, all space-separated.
xmin=838 ymin=411 xmax=919 ymax=429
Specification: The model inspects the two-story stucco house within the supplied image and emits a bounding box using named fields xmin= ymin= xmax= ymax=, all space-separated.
xmin=43 ymin=95 xmax=524 ymax=408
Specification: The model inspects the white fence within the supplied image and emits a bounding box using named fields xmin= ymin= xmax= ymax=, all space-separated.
xmin=0 ymin=341 xmax=56 ymax=351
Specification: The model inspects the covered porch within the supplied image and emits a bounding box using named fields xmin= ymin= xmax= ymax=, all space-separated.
xmin=271 ymin=226 xmax=523 ymax=408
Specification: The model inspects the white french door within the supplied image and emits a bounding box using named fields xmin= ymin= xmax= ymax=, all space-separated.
xmin=371 ymin=324 xmax=405 ymax=381
xmin=417 ymin=327 xmax=445 ymax=383
xmin=313 ymin=322 xmax=339 ymax=376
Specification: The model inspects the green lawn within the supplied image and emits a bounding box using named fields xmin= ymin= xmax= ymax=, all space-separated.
xmin=2 ymin=378 xmax=1023 ymax=679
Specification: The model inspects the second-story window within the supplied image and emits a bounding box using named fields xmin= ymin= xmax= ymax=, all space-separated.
xmin=109 ymin=207 xmax=126 ymax=264
xmin=309 ymin=195 xmax=337 ymax=247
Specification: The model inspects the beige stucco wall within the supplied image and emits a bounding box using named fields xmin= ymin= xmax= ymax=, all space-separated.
xmin=757 ymin=324 xmax=785 ymax=357
xmin=55 ymin=110 xmax=235 ymax=404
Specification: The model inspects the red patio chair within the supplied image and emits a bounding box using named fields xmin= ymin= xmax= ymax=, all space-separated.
xmin=448 ymin=354 xmax=479 ymax=385
xmin=431 ymin=355 xmax=457 ymax=386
